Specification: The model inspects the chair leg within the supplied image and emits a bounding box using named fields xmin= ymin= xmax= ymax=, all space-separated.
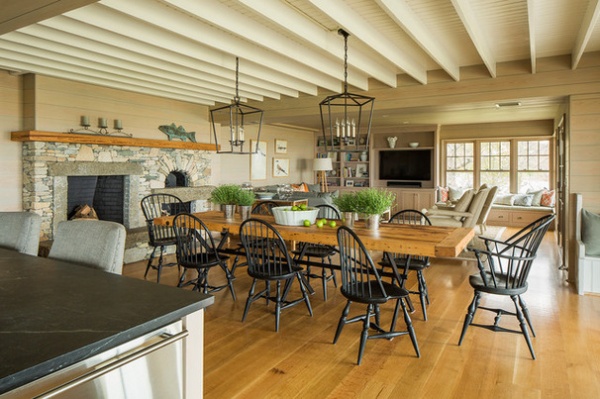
xmin=333 ymin=301 xmax=351 ymax=344
xmin=296 ymin=274 xmax=313 ymax=316
xmin=275 ymin=281 xmax=282 ymax=332
xmin=459 ymin=291 xmax=481 ymax=345
xmin=518 ymin=295 xmax=536 ymax=337
xmin=400 ymin=298 xmax=420 ymax=357
xmin=321 ymin=265 xmax=328 ymax=301
xmin=155 ymin=246 xmax=166 ymax=283
xmin=357 ymin=304 xmax=373 ymax=365
xmin=219 ymin=262 xmax=236 ymax=301
xmin=512 ymin=295 xmax=536 ymax=359
xmin=144 ymin=246 xmax=159 ymax=279
xmin=417 ymin=270 xmax=428 ymax=321
xmin=242 ymin=279 xmax=258 ymax=322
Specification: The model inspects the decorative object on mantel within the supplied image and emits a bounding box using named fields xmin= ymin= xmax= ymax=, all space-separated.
xmin=158 ymin=123 xmax=196 ymax=142
xmin=210 ymin=57 xmax=263 ymax=154
xmin=319 ymin=29 xmax=374 ymax=153
xmin=69 ymin=115 xmax=132 ymax=137
xmin=387 ymin=136 xmax=398 ymax=148
xmin=409 ymin=142 xmax=420 ymax=148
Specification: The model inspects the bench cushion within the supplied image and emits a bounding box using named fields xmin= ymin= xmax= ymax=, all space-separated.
xmin=582 ymin=209 xmax=600 ymax=256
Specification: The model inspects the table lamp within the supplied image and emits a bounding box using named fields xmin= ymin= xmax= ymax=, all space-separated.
xmin=313 ymin=158 xmax=333 ymax=192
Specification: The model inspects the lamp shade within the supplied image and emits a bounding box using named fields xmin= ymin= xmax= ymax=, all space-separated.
xmin=313 ymin=158 xmax=333 ymax=171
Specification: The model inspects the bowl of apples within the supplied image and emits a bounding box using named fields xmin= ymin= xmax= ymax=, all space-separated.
xmin=271 ymin=205 xmax=319 ymax=226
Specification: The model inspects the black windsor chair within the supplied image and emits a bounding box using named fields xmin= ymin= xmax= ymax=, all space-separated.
xmin=251 ymin=201 xmax=279 ymax=215
xmin=239 ymin=218 xmax=313 ymax=332
xmin=334 ymin=226 xmax=420 ymax=365
xmin=379 ymin=210 xmax=432 ymax=320
xmin=458 ymin=214 xmax=555 ymax=359
xmin=172 ymin=213 xmax=236 ymax=300
xmin=140 ymin=194 xmax=188 ymax=283
xmin=293 ymin=204 xmax=340 ymax=300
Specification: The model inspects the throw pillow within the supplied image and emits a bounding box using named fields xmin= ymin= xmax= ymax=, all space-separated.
xmin=438 ymin=186 xmax=449 ymax=202
xmin=291 ymin=183 xmax=309 ymax=192
xmin=527 ymin=188 xmax=547 ymax=206
xmin=448 ymin=186 xmax=467 ymax=202
xmin=306 ymin=183 xmax=321 ymax=192
xmin=513 ymin=193 xmax=533 ymax=206
xmin=540 ymin=190 xmax=555 ymax=207
xmin=582 ymin=209 xmax=600 ymax=256
xmin=452 ymin=189 xmax=474 ymax=221
xmin=494 ymin=194 xmax=515 ymax=206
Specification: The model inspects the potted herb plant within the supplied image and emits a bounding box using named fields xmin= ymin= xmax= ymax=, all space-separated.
xmin=210 ymin=184 xmax=243 ymax=220
xmin=354 ymin=188 xmax=395 ymax=230
xmin=333 ymin=192 xmax=359 ymax=227
xmin=236 ymin=189 xmax=256 ymax=220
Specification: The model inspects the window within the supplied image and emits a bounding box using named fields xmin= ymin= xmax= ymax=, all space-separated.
xmin=518 ymin=140 xmax=550 ymax=192
xmin=444 ymin=139 xmax=551 ymax=193
xmin=445 ymin=142 xmax=474 ymax=188
xmin=480 ymin=141 xmax=510 ymax=193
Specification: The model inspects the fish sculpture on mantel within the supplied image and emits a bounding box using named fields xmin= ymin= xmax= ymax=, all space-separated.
xmin=158 ymin=123 xmax=197 ymax=142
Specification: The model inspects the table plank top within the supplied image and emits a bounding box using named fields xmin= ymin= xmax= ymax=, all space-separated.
xmin=155 ymin=211 xmax=474 ymax=258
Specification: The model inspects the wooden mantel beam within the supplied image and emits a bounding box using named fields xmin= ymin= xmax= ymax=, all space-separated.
xmin=11 ymin=130 xmax=219 ymax=151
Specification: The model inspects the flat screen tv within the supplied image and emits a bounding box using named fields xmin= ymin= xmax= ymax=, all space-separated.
xmin=379 ymin=149 xmax=432 ymax=181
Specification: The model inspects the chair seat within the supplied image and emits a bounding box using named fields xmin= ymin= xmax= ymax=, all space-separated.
xmin=380 ymin=257 xmax=429 ymax=271
xmin=342 ymin=281 xmax=409 ymax=304
xmin=249 ymin=263 xmax=303 ymax=280
xmin=179 ymin=253 xmax=230 ymax=269
xmin=151 ymin=237 xmax=177 ymax=246
xmin=469 ymin=272 xmax=528 ymax=296
xmin=293 ymin=244 xmax=337 ymax=258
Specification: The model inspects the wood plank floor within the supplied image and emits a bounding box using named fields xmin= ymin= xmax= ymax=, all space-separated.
xmin=123 ymin=231 xmax=600 ymax=398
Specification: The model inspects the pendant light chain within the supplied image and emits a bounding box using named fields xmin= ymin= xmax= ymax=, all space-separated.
xmin=234 ymin=56 xmax=240 ymax=103
xmin=342 ymin=30 xmax=348 ymax=93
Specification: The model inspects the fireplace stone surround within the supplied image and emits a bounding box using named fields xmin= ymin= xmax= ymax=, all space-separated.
xmin=17 ymin=132 xmax=215 ymax=263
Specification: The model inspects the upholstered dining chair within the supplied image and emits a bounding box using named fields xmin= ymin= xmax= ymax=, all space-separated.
xmin=172 ymin=213 xmax=236 ymax=299
xmin=334 ymin=226 xmax=420 ymax=365
xmin=49 ymin=219 xmax=126 ymax=274
xmin=458 ymin=214 xmax=555 ymax=359
xmin=141 ymin=193 xmax=188 ymax=282
xmin=0 ymin=211 xmax=42 ymax=256
xmin=379 ymin=209 xmax=432 ymax=321
xmin=293 ymin=204 xmax=340 ymax=300
xmin=239 ymin=218 xmax=313 ymax=332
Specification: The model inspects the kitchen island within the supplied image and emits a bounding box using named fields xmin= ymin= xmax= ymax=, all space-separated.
xmin=0 ymin=248 xmax=213 ymax=398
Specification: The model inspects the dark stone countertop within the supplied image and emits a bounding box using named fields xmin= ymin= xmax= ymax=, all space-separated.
xmin=0 ymin=248 xmax=213 ymax=394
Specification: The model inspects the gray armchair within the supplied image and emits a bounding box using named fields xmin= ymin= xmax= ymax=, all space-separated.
xmin=49 ymin=220 xmax=126 ymax=274
xmin=0 ymin=211 xmax=42 ymax=256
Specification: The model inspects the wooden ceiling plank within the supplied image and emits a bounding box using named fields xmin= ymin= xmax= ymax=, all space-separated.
xmin=95 ymin=0 xmax=338 ymax=92
xmin=377 ymin=0 xmax=460 ymax=81
xmin=308 ymin=0 xmax=428 ymax=84
xmin=527 ymin=0 xmax=537 ymax=74
xmin=450 ymin=0 xmax=497 ymax=78
xmin=238 ymin=0 xmax=397 ymax=88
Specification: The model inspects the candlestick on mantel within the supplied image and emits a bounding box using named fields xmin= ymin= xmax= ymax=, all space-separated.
xmin=80 ymin=115 xmax=90 ymax=127
xmin=99 ymin=117 xmax=108 ymax=129
xmin=114 ymin=119 xmax=123 ymax=130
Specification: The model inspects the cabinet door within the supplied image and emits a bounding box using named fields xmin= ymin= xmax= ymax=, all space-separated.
xmin=400 ymin=190 xmax=434 ymax=211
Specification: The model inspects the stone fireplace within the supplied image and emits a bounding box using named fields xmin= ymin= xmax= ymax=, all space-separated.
xmin=18 ymin=131 xmax=215 ymax=262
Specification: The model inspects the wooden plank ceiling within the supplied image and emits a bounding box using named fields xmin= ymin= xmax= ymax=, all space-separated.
xmin=0 ymin=0 xmax=599 ymax=128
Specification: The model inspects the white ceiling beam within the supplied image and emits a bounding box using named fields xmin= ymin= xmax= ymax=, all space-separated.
xmin=0 ymin=38 xmax=241 ymax=103
xmin=2 ymin=31 xmax=274 ymax=101
xmin=450 ymin=0 xmax=496 ymax=78
xmin=0 ymin=48 xmax=222 ymax=104
xmin=572 ymin=0 xmax=600 ymax=69
xmin=237 ymin=0 xmax=397 ymax=88
xmin=526 ymin=0 xmax=536 ymax=74
xmin=0 ymin=57 xmax=215 ymax=106
xmin=93 ymin=0 xmax=338 ymax=92
xmin=164 ymin=0 xmax=369 ymax=91
xmin=32 ymin=17 xmax=300 ymax=98
xmin=308 ymin=0 xmax=427 ymax=85
xmin=376 ymin=0 xmax=460 ymax=81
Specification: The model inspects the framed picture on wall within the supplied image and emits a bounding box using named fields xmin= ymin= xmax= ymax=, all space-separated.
xmin=273 ymin=158 xmax=289 ymax=177
xmin=275 ymin=139 xmax=287 ymax=154
xmin=250 ymin=140 xmax=267 ymax=180
xmin=345 ymin=180 xmax=354 ymax=187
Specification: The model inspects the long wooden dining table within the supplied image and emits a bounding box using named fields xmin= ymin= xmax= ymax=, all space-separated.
xmin=154 ymin=210 xmax=474 ymax=258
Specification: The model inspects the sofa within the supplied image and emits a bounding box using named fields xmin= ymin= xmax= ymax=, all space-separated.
xmin=575 ymin=193 xmax=600 ymax=295
xmin=254 ymin=183 xmax=339 ymax=208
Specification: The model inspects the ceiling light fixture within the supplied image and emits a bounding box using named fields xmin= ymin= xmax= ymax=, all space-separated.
xmin=210 ymin=57 xmax=263 ymax=154
xmin=495 ymin=101 xmax=522 ymax=108
xmin=319 ymin=29 xmax=374 ymax=152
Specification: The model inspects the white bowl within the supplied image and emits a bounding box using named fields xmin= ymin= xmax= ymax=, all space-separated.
xmin=271 ymin=206 xmax=319 ymax=226
xmin=408 ymin=142 xmax=420 ymax=148
xmin=255 ymin=192 xmax=275 ymax=199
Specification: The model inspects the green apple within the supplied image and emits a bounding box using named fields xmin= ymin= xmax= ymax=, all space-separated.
xmin=291 ymin=205 xmax=299 ymax=211
xmin=299 ymin=204 xmax=307 ymax=210
xmin=316 ymin=220 xmax=324 ymax=228
xmin=303 ymin=219 xmax=311 ymax=227
xmin=329 ymin=220 xmax=337 ymax=228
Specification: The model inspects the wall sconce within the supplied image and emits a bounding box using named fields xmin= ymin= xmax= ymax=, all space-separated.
xmin=210 ymin=57 xmax=263 ymax=154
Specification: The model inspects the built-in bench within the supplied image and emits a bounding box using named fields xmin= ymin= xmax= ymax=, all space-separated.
xmin=487 ymin=204 xmax=555 ymax=230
